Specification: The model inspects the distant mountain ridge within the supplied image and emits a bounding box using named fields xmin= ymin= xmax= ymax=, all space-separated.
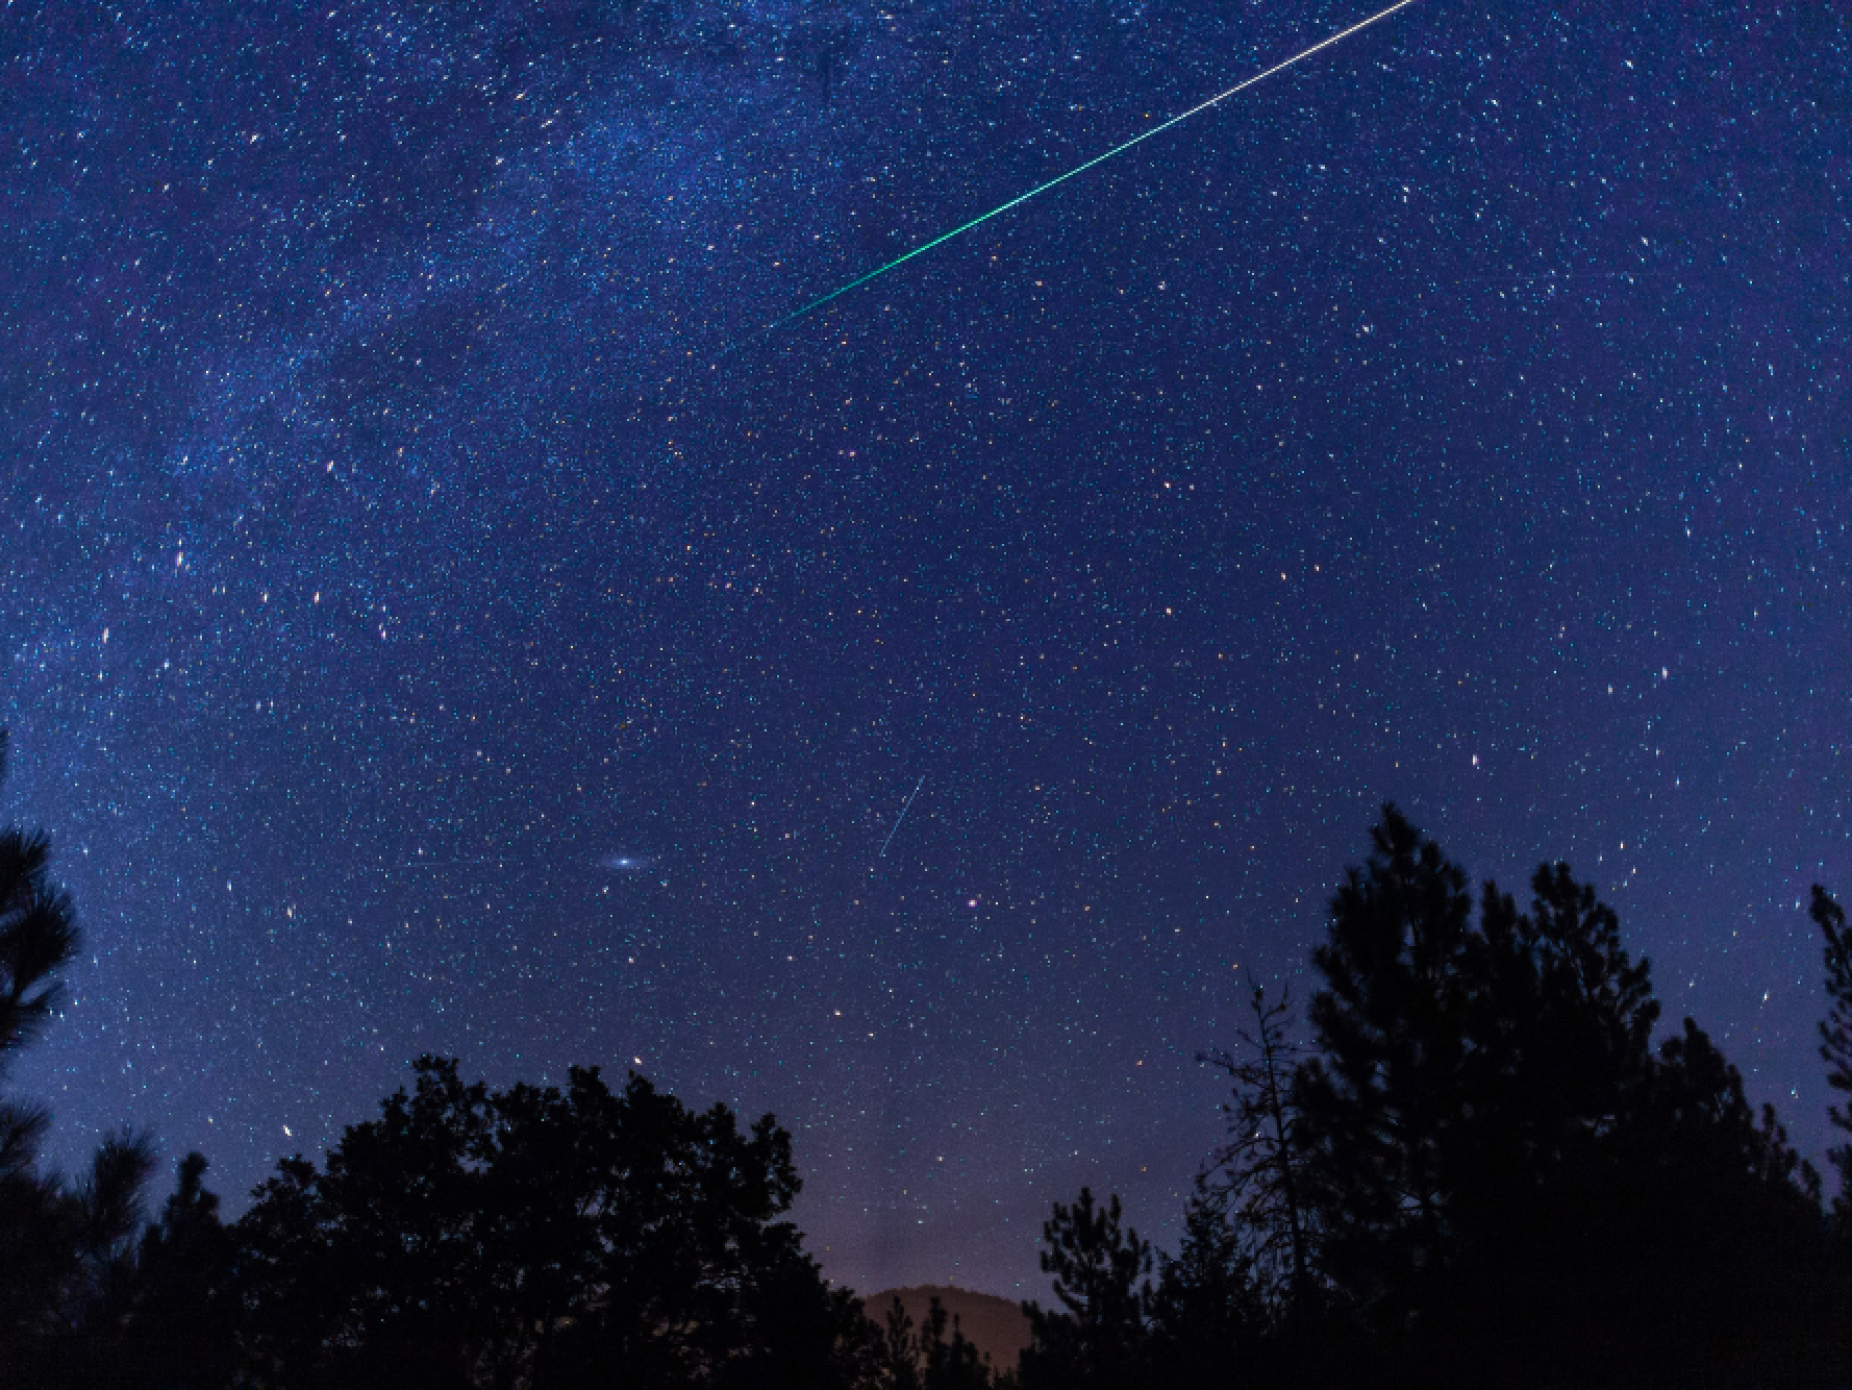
xmin=864 ymin=1284 xmax=1031 ymax=1377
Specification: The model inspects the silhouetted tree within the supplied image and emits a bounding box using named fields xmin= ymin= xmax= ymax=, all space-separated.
xmin=119 ymin=1152 xmax=239 ymax=1388
xmin=1813 ymin=884 xmax=1852 ymax=1222
xmin=1019 ymin=1188 xmax=1153 ymax=1390
xmin=1290 ymin=805 xmax=1476 ymax=1330
xmin=234 ymin=1055 xmax=875 ymax=1389
xmin=1282 ymin=806 xmax=1834 ymax=1386
xmin=235 ymin=1057 xmax=495 ymax=1388
xmin=879 ymin=1296 xmax=926 ymax=1390
xmin=1806 ymin=883 xmax=1852 ymax=1371
xmin=874 ymin=1292 xmax=1007 ymax=1390
xmin=1420 ymin=863 xmax=1667 ymax=1378
xmin=0 ymin=730 xmax=86 ymax=1348
xmin=1598 ymin=1014 xmax=1832 ymax=1384
xmin=1461 ymin=860 xmax=1662 ymax=1183
xmin=1146 ymin=1179 xmax=1262 ymax=1390
xmin=916 ymin=1295 xmax=994 ymax=1390
xmin=0 ymin=731 xmax=168 ymax=1388
xmin=0 ymin=735 xmax=79 ymax=1062
xmin=1199 ymin=983 xmax=1313 ymax=1310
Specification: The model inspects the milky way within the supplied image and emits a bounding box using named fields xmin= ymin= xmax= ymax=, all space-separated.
xmin=3 ymin=0 xmax=1848 ymax=1296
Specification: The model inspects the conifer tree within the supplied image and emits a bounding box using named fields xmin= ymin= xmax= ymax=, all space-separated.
xmin=1147 ymin=1179 xmax=1262 ymax=1390
xmin=1284 ymin=806 xmax=1832 ymax=1384
xmin=0 ymin=730 xmax=162 ymax=1386
xmin=919 ymin=1295 xmax=994 ymax=1390
xmin=1019 ymin=1188 xmax=1153 ymax=1390
xmin=1199 ymin=983 xmax=1312 ymax=1309
xmin=0 ymin=730 xmax=82 ymax=1243
xmin=1812 ymin=884 xmax=1852 ymax=1218
xmin=123 ymin=1152 xmax=238 ymax=1386
xmin=876 ymin=1293 xmax=999 ymax=1390
xmin=1623 ymin=1015 xmax=1829 ymax=1381
xmin=0 ymin=736 xmax=80 ymax=1062
xmin=879 ymin=1296 xmax=925 ymax=1390
xmin=1290 ymin=805 xmax=1475 ymax=1321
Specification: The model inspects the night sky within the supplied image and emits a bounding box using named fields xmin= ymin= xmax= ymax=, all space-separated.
xmin=4 ymin=0 xmax=1848 ymax=1298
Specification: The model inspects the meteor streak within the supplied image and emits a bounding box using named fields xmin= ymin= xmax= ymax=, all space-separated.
xmin=767 ymin=0 xmax=1423 ymax=332
xmin=879 ymin=775 xmax=926 ymax=857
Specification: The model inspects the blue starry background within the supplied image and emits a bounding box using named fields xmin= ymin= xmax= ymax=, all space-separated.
xmin=3 ymin=0 xmax=1847 ymax=1296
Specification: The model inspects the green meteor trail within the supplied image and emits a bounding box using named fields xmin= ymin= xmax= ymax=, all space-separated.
xmin=768 ymin=0 xmax=1423 ymax=333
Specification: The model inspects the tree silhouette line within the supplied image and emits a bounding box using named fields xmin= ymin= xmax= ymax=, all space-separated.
xmin=3 ymin=733 xmax=1850 ymax=1386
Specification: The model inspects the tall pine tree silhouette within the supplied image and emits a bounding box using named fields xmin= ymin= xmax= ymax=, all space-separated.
xmin=1020 ymin=1188 xmax=1154 ymax=1390
xmin=1199 ymin=983 xmax=1313 ymax=1311
xmin=1291 ymin=805 xmax=1475 ymax=1328
xmin=0 ymin=730 xmax=161 ymax=1386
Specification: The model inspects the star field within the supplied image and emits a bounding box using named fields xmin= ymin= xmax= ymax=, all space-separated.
xmin=2 ymin=0 xmax=1848 ymax=1297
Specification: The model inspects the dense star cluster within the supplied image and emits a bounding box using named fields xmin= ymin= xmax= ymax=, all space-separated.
xmin=2 ymin=0 xmax=1846 ymax=1298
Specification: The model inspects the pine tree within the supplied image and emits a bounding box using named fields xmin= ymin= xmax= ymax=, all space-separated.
xmin=1148 ymin=1179 xmax=1261 ymax=1389
xmin=0 ymin=730 xmax=162 ymax=1387
xmin=123 ymin=1152 xmax=238 ymax=1386
xmin=0 ymin=731 xmax=83 ymax=1257
xmin=1285 ymin=806 xmax=1832 ymax=1384
xmin=879 ymin=1296 xmax=925 ymax=1390
xmin=1290 ymin=805 xmax=1476 ymax=1323
xmin=1812 ymin=884 xmax=1852 ymax=1219
xmin=1624 ymin=1016 xmax=1830 ymax=1381
xmin=875 ymin=1294 xmax=999 ymax=1390
xmin=920 ymin=1295 xmax=994 ymax=1390
xmin=1199 ymin=983 xmax=1312 ymax=1309
xmin=1019 ymin=1188 xmax=1153 ymax=1390
xmin=0 ymin=735 xmax=80 ymax=1062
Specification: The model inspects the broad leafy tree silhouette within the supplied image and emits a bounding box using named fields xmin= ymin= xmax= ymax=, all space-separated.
xmin=234 ymin=1055 xmax=875 ymax=1389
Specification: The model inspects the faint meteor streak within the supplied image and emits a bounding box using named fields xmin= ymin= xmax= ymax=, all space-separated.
xmin=769 ymin=0 xmax=1424 ymax=332
xmin=879 ymin=775 xmax=926 ymax=857
xmin=390 ymin=859 xmax=511 ymax=872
